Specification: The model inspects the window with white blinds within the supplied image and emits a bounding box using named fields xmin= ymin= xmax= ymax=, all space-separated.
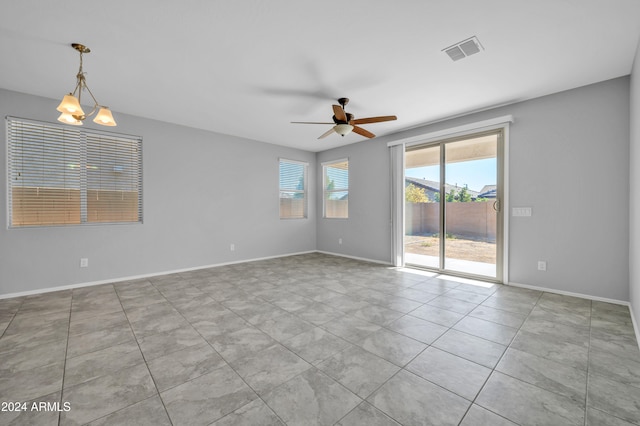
xmin=7 ymin=117 xmax=143 ymax=227
xmin=323 ymin=158 xmax=348 ymax=219
xmin=279 ymin=159 xmax=307 ymax=219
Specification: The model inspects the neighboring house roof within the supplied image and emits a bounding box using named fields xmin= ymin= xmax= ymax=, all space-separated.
xmin=479 ymin=185 xmax=496 ymax=194
xmin=478 ymin=188 xmax=497 ymax=198
xmin=405 ymin=177 xmax=439 ymax=192
xmin=405 ymin=177 xmax=481 ymax=199
xmin=477 ymin=184 xmax=497 ymax=199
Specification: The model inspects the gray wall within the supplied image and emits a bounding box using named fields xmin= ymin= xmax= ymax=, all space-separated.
xmin=630 ymin=43 xmax=640 ymax=325
xmin=2 ymin=74 xmax=633 ymax=303
xmin=0 ymin=89 xmax=316 ymax=296
xmin=318 ymin=77 xmax=631 ymax=302
xmin=316 ymin=139 xmax=392 ymax=262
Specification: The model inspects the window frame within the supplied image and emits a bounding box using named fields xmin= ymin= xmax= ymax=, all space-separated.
xmin=322 ymin=158 xmax=349 ymax=219
xmin=6 ymin=116 xmax=143 ymax=228
xmin=278 ymin=158 xmax=308 ymax=220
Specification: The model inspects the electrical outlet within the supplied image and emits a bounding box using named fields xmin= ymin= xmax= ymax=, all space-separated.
xmin=537 ymin=261 xmax=547 ymax=271
xmin=338 ymin=238 xmax=343 ymax=245
xmin=80 ymin=258 xmax=89 ymax=268
xmin=230 ymin=244 xmax=235 ymax=252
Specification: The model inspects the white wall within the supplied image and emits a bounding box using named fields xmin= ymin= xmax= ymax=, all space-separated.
xmin=630 ymin=42 xmax=640 ymax=323
xmin=0 ymin=89 xmax=316 ymax=297
xmin=319 ymin=77 xmax=631 ymax=302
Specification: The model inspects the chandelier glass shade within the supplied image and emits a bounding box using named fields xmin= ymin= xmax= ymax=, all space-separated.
xmin=56 ymin=43 xmax=116 ymax=127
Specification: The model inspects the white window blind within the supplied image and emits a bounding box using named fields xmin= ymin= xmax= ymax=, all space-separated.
xmin=7 ymin=117 xmax=142 ymax=227
xmin=323 ymin=158 xmax=348 ymax=218
xmin=279 ymin=159 xmax=307 ymax=219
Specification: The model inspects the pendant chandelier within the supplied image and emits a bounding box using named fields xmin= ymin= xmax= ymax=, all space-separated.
xmin=56 ymin=43 xmax=117 ymax=126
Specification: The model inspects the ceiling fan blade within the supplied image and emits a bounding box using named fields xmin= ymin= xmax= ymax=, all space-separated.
xmin=318 ymin=127 xmax=336 ymax=139
xmin=291 ymin=121 xmax=334 ymax=124
xmin=352 ymin=126 xmax=375 ymax=138
xmin=351 ymin=115 xmax=398 ymax=125
xmin=332 ymin=105 xmax=347 ymax=122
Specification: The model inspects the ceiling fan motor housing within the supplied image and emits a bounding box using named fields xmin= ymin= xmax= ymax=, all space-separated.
xmin=332 ymin=112 xmax=354 ymax=124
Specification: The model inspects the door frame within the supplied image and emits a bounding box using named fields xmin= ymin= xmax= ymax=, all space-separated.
xmin=389 ymin=115 xmax=512 ymax=283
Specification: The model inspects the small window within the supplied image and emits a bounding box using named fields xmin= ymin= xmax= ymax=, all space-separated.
xmin=7 ymin=117 xmax=143 ymax=227
xmin=323 ymin=158 xmax=349 ymax=218
xmin=279 ymin=159 xmax=307 ymax=219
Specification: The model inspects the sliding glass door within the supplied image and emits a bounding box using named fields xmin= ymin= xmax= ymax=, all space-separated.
xmin=404 ymin=144 xmax=441 ymax=269
xmin=404 ymin=130 xmax=503 ymax=281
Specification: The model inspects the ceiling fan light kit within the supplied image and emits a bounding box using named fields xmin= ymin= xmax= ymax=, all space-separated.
xmin=334 ymin=123 xmax=354 ymax=136
xmin=56 ymin=43 xmax=117 ymax=127
xmin=292 ymin=97 xmax=397 ymax=140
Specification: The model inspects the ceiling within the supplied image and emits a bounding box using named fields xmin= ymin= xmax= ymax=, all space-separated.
xmin=1 ymin=1 xmax=639 ymax=152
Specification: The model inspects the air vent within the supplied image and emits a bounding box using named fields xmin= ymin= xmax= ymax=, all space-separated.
xmin=443 ymin=36 xmax=483 ymax=61
xmin=445 ymin=46 xmax=466 ymax=61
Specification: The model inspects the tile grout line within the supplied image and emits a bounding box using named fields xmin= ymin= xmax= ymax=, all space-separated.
xmin=282 ymin=262 xmax=564 ymax=421
xmin=67 ymin=284 xmax=168 ymax=425
xmin=584 ymin=300 xmax=593 ymax=426
xmin=251 ymin=290 xmax=367 ymax=425
xmin=236 ymin=279 xmax=352 ymax=425
xmin=436 ymin=286 xmax=521 ymax=425
xmin=581 ymin=304 xmax=640 ymax=425
xmin=149 ymin=275 xmax=290 ymax=426
xmin=148 ymin=275 xmax=254 ymax=423
xmin=436 ymin=284 xmax=542 ymax=425
xmin=217 ymin=273 xmax=425 ymax=425
xmin=329 ymin=279 xmax=488 ymax=425
xmin=114 ymin=282 xmax=176 ymax=426
xmin=0 ymin=298 xmax=24 ymax=340
xmin=57 ymin=293 xmax=73 ymax=426
xmin=470 ymin=291 xmax=614 ymax=424
xmin=327 ymin=278 xmax=478 ymax=424
xmin=455 ymin=296 xmax=503 ymax=425
xmin=458 ymin=288 xmax=543 ymax=425
xmin=7 ymin=254 xmax=637 ymax=425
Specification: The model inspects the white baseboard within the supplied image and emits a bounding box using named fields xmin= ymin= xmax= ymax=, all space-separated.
xmin=315 ymin=250 xmax=393 ymax=266
xmin=3 ymin=252 xmax=637 ymax=352
xmin=0 ymin=250 xmax=317 ymax=300
xmin=509 ymin=281 xmax=639 ymax=350
xmin=507 ymin=281 xmax=629 ymax=306
xmin=629 ymin=304 xmax=640 ymax=352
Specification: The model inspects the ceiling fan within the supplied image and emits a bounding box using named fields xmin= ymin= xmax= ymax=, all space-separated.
xmin=292 ymin=98 xmax=397 ymax=139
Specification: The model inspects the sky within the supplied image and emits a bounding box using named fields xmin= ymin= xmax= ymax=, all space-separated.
xmin=405 ymin=158 xmax=496 ymax=192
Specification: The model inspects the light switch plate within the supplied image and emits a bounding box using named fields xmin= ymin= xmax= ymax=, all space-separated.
xmin=513 ymin=207 xmax=532 ymax=217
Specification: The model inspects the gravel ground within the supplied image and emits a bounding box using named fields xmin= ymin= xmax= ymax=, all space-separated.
xmin=404 ymin=234 xmax=496 ymax=264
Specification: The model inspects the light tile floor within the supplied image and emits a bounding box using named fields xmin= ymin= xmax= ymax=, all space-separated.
xmin=1 ymin=253 xmax=640 ymax=425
